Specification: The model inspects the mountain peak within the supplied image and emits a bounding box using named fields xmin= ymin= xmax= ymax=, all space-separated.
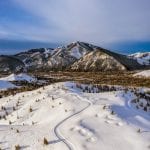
xmin=0 ymin=42 xmax=149 ymax=73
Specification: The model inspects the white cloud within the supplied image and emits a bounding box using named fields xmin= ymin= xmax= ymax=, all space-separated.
xmin=8 ymin=0 xmax=150 ymax=44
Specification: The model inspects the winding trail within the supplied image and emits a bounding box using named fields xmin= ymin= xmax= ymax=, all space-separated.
xmin=54 ymin=92 xmax=92 ymax=150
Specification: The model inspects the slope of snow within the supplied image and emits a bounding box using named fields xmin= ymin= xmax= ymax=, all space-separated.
xmin=129 ymin=52 xmax=150 ymax=65
xmin=134 ymin=70 xmax=150 ymax=78
xmin=70 ymin=46 xmax=83 ymax=59
xmin=0 ymin=82 xmax=149 ymax=150
xmin=44 ymin=48 xmax=54 ymax=58
xmin=0 ymin=80 xmax=16 ymax=90
xmin=0 ymin=73 xmax=36 ymax=82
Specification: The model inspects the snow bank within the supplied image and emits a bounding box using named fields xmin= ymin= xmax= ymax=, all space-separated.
xmin=0 ymin=73 xmax=36 ymax=82
xmin=134 ymin=70 xmax=150 ymax=78
xmin=129 ymin=52 xmax=150 ymax=65
xmin=70 ymin=46 xmax=82 ymax=59
xmin=0 ymin=80 xmax=16 ymax=90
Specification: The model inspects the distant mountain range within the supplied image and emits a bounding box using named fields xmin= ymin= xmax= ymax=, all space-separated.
xmin=0 ymin=41 xmax=149 ymax=73
xmin=129 ymin=52 xmax=150 ymax=66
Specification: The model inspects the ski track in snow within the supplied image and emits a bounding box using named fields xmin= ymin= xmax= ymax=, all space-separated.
xmin=54 ymin=93 xmax=92 ymax=150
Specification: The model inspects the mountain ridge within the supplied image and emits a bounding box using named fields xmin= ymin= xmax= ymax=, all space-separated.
xmin=0 ymin=41 xmax=149 ymax=73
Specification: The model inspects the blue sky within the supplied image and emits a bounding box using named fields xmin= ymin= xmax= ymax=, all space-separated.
xmin=0 ymin=0 xmax=150 ymax=54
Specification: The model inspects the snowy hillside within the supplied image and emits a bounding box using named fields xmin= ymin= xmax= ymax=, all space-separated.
xmin=129 ymin=52 xmax=150 ymax=65
xmin=0 ymin=82 xmax=149 ymax=150
xmin=0 ymin=73 xmax=36 ymax=82
xmin=0 ymin=73 xmax=37 ymax=91
xmin=0 ymin=55 xmax=25 ymax=73
xmin=134 ymin=70 xmax=150 ymax=78
xmin=0 ymin=80 xmax=16 ymax=91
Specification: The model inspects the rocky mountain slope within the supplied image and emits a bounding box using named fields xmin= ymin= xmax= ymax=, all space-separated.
xmin=0 ymin=55 xmax=25 ymax=73
xmin=15 ymin=42 xmax=93 ymax=71
xmin=71 ymin=45 xmax=142 ymax=71
xmin=15 ymin=48 xmax=53 ymax=69
xmin=71 ymin=49 xmax=126 ymax=71
xmin=0 ymin=41 xmax=149 ymax=72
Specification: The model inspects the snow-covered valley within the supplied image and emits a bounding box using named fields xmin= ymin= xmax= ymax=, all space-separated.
xmin=0 ymin=82 xmax=149 ymax=150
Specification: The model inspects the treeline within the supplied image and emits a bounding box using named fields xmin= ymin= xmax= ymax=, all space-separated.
xmin=31 ymin=71 xmax=150 ymax=88
xmin=131 ymin=90 xmax=150 ymax=112
xmin=75 ymin=83 xmax=118 ymax=93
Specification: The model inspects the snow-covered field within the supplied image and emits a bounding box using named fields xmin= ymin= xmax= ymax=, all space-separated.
xmin=0 ymin=73 xmax=36 ymax=82
xmin=0 ymin=80 xmax=16 ymax=91
xmin=134 ymin=70 xmax=150 ymax=78
xmin=0 ymin=73 xmax=37 ymax=91
xmin=0 ymin=82 xmax=150 ymax=150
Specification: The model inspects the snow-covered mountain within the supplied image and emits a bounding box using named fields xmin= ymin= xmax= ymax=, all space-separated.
xmin=15 ymin=41 xmax=143 ymax=71
xmin=129 ymin=52 xmax=150 ymax=66
xmin=15 ymin=48 xmax=54 ymax=68
xmin=1 ymin=41 xmax=149 ymax=73
xmin=71 ymin=46 xmax=142 ymax=71
xmin=0 ymin=55 xmax=25 ymax=73
xmin=15 ymin=42 xmax=93 ymax=70
xmin=46 ymin=42 xmax=93 ymax=70
xmin=71 ymin=49 xmax=126 ymax=71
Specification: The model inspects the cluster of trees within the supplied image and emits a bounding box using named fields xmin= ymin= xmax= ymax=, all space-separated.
xmin=0 ymin=82 xmax=44 ymax=98
xmin=33 ymin=71 xmax=150 ymax=87
xmin=131 ymin=91 xmax=150 ymax=112
xmin=0 ymin=98 xmax=21 ymax=122
xmin=0 ymin=106 xmax=8 ymax=120
xmin=75 ymin=83 xmax=118 ymax=93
